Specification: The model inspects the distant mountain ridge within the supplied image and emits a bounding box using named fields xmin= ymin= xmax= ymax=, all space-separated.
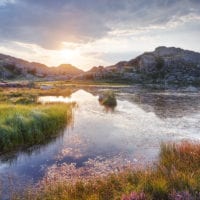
xmin=0 ymin=54 xmax=83 ymax=80
xmin=1 ymin=46 xmax=200 ymax=85
xmin=75 ymin=46 xmax=200 ymax=85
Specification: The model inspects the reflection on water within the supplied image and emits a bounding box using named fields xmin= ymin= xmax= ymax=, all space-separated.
xmin=38 ymin=89 xmax=96 ymax=104
xmin=1 ymin=87 xmax=200 ymax=197
xmin=123 ymin=92 xmax=200 ymax=118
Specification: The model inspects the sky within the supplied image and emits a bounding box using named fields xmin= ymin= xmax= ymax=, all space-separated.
xmin=0 ymin=0 xmax=200 ymax=70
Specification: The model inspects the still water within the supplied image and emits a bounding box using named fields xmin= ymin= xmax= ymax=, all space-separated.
xmin=0 ymin=86 xmax=200 ymax=196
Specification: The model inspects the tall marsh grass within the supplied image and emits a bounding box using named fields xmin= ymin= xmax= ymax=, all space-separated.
xmin=13 ymin=142 xmax=200 ymax=200
xmin=0 ymin=103 xmax=74 ymax=153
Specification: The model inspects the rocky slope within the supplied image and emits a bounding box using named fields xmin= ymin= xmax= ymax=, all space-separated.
xmin=0 ymin=54 xmax=83 ymax=80
xmin=1 ymin=47 xmax=200 ymax=85
xmin=75 ymin=46 xmax=200 ymax=85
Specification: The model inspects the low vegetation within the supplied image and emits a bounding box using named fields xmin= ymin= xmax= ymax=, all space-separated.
xmin=0 ymin=103 xmax=74 ymax=153
xmin=0 ymin=87 xmax=72 ymax=104
xmin=12 ymin=141 xmax=200 ymax=200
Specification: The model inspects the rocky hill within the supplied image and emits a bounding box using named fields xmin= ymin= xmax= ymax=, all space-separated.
xmin=0 ymin=54 xmax=83 ymax=80
xmin=75 ymin=47 xmax=200 ymax=85
xmin=1 ymin=47 xmax=200 ymax=85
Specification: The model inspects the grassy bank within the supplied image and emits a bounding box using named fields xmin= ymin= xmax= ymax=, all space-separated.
xmin=14 ymin=141 xmax=200 ymax=200
xmin=0 ymin=103 xmax=74 ymax=153
xmin=0 ymin=87 xmax=72 ymax=104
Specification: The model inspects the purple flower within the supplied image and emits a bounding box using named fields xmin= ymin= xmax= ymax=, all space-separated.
xmin=121 ymin=192 xmax=146 ymax=200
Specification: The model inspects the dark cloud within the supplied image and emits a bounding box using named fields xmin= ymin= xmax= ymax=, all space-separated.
xmin=0 ymin=0 xmax=199 ymax=49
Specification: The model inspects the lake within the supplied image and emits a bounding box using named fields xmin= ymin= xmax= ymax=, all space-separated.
xmin=0 ymin=85 xmax=200 ymax=198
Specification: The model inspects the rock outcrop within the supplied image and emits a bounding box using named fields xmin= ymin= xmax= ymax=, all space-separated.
xmin=74 ymin=46 xmax=200 ymax=85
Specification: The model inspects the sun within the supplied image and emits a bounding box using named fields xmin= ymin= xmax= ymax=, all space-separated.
xmin=60 ymin=48 xmax=74 ymax=60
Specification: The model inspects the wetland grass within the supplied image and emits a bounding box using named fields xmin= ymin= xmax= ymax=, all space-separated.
xmin=13 ymin=142 xmax=200 ymax=200
xmin=0 ymin=103 xmax=74 ymax=153
xmin=0 ymin=87 xmax=72 ymax=104
xmin=0 ymin=86 xmax=74 ymax=153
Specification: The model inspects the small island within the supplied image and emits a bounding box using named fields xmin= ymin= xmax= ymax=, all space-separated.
xmin=98 ymin=90 xmax=117 ymax=108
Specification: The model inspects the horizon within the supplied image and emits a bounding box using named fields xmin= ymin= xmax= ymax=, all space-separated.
xmin=0 ymin=0 xmax=200 ymax=70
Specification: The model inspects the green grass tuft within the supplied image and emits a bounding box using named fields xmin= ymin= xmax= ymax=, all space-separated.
xmin=0 ymin=103 xmax=74 ymax=153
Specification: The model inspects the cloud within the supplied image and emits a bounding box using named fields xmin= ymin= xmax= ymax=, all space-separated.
xmin=0 ymin=0 xmax=15 ymax=7
xmin=0 ymin=0 xmax=199 ymax=50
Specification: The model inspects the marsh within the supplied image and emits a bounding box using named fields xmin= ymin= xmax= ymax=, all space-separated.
xmin=0 ymin=85 xmax=200 ymax=198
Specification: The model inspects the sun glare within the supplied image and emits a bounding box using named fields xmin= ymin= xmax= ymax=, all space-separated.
xmin=60 ymin=49 xmax=74 ymax=59
xmin=57 ymin=48 xmax=80 ymax=65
